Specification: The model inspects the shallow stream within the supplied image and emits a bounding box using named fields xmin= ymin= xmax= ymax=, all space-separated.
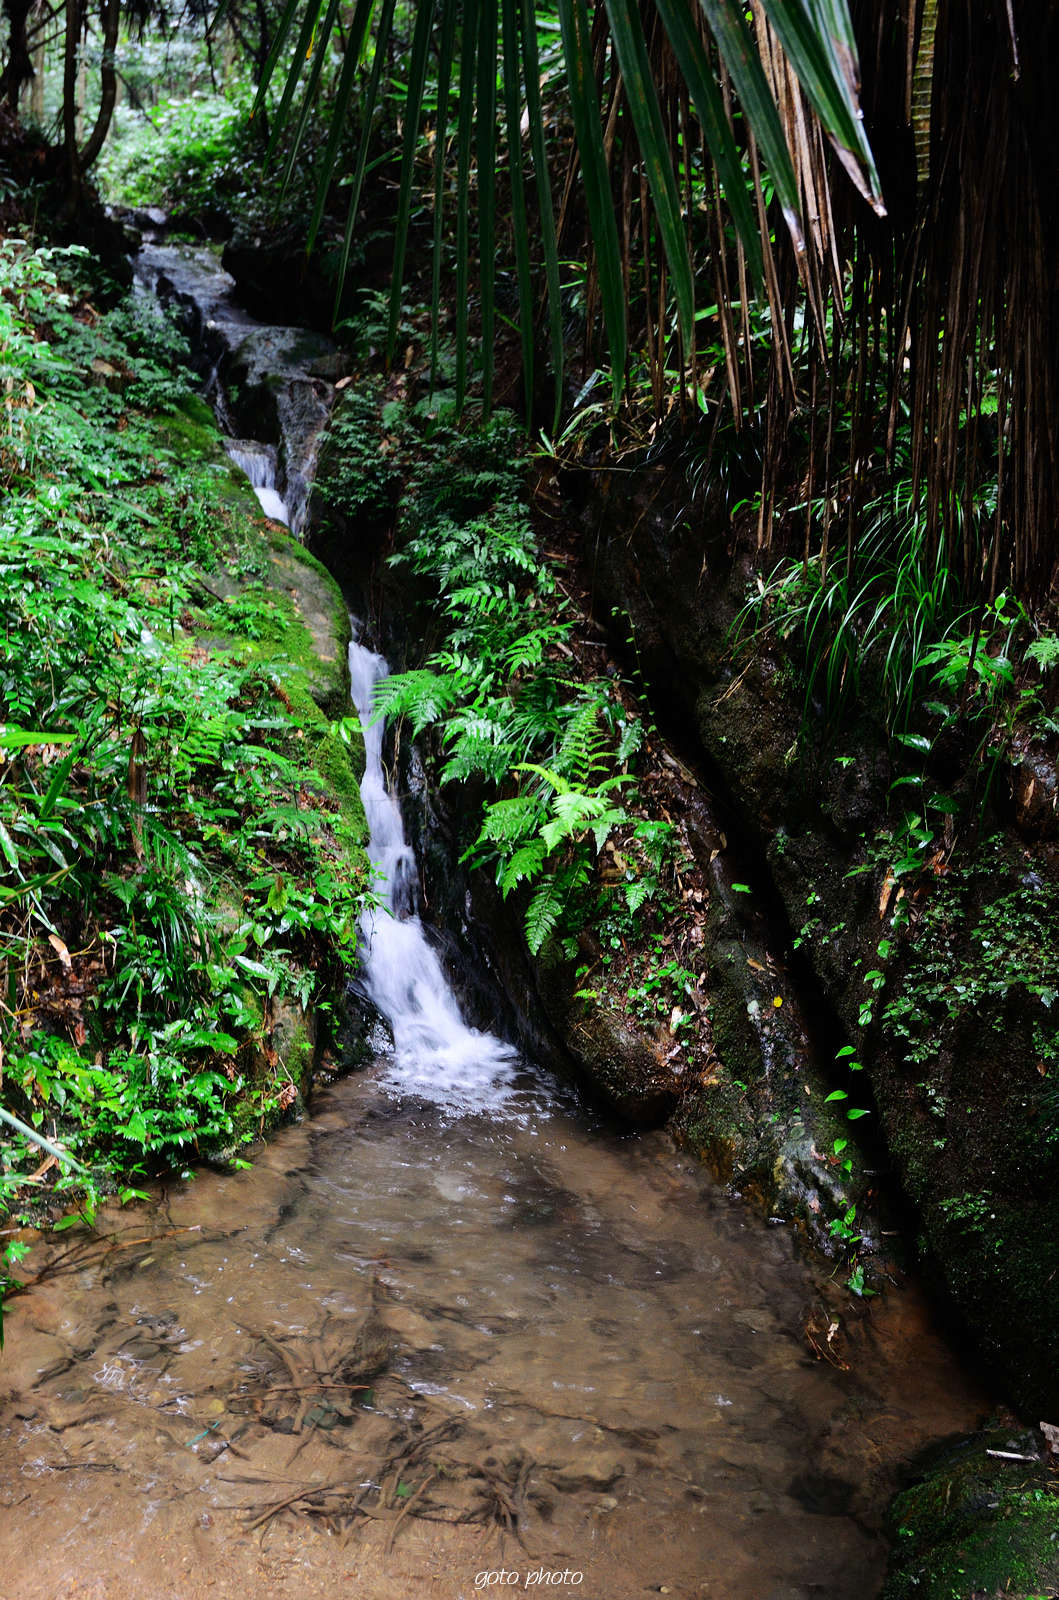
xmin=0 ymin=261 xmax=987 ymax=1599
xmin=0 ymin=637 xmax=985 ymax=1600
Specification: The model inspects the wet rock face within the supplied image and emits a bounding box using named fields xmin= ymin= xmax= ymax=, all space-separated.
xmin=1007 ymin=745 xmax=1059 ymax=840
xmin=572 ymin=463 xmax=1059 ymax=1418
xmin=222 ymin=227 xmax=339 ymax=333
xmin=136 ymin=242 xmax=347 ymax=535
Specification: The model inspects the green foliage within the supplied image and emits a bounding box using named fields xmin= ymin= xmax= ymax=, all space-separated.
xmin=0 ymin=240 xmax=368 ymax=1275
xmin=321 ymin=387 xmax=681 ymax=959
xmin=879 ymin=843 xmax=1059 ymax=1071
xmin=96 ymin=77 xmax=344 ymax=233
xmin=260 ymin=0 xmax=878 ymax=412
xmin=737 ymin=473 xmax=994 ymax=734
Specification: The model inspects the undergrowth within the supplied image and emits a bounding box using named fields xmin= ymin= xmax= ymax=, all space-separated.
xmin=320 ymin=391 xmax=686 ymax=962
xmin=0 ymin=238 xmax=368 ymax=1332
xmin=735 ymin=454 xmax=1059 ymax=762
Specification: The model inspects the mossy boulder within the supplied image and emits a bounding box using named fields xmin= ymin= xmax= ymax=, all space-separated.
xmin=885 ymin=1426 xmax=1059 ymax=1600
xmin=153 ymin=389 xmax=370 ymax=1127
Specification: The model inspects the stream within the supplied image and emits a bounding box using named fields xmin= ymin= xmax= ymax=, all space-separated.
xmin=0 ymin=246 xmax=988 ymax=1600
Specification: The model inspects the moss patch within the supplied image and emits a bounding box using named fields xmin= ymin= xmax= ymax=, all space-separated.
xmin=885 ymin=1427 xmax=1059 ymax=1600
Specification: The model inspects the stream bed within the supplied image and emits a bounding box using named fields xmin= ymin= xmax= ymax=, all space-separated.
xmin=0 ymin=639 xmax=986 ymax=1600
xmin=0 ymin=246 xmax=988 ymax=1598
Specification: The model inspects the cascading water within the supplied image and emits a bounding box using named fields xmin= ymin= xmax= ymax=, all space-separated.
xmin=224 ymin=439 xmax=289 ymax=525
xmin=220 ymin=440 xmax=523 ymax=1113
xmin=348 ymin=637 xmax=525 ymax=1114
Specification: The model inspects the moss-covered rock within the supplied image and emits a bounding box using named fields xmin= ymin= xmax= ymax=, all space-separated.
xmin=885 ymin=1426 xmax=1059 ymax=1600
xmin=152 ymin=387 xmax=369 ymax=1128
xmin=565 ymin=461 xmax=1059 ymax=1414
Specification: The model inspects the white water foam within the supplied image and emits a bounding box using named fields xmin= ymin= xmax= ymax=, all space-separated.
xmin=349 ymin=637 xmax=523 ymax=1114
xmin=225 ymin=440 xmax=289 ymax=525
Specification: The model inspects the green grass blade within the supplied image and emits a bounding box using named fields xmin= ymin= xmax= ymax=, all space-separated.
xmin=306 ymin=0 xmax=377 ymax=252
xmin=604 ymin=0 xmax=694 ymax=348
xmin=653 ymin=0 xmax=762 ymax=284
xmin=333 ymin=0 xmax=396 ymax=321
xmin=387 ymin=0 xmax=437 ymax=364
xmin=557 ymin=0 xmax=626 ymax=403
xmin=520 ymin=0 xmax=564 ymax=426
xmin=476 ymin=0 xmax=499 ymax=414
xmin=502 ymin=0 xmax=535 ymax=417
xmin=455 ymin=0 xmax=481 ymax=409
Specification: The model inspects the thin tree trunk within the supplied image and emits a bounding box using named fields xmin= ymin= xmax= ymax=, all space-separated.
xmin=79 ymin=0 xmax=118 ymax=169
xmin=62 ymin=0 xmax=80 ymax=187
xmin=29 ymin=27 xmax=44 ymax=120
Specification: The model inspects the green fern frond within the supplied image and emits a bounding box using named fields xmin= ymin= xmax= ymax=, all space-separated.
xmin=615 ymin=715 xmax=644 ymax=764
xmin=539 ymin=788 xmax=609 ymax=851
xmin=477 ymin=793 xmax=547 ymax=845
xmin=624 ymin=876 xmax=652 ymax=915
xmin=441 ymin=733 xmax=514 ymax=784
xmin=525 ymin=874 xmax=563 ymax=956
xmin=372 ymin=669 xmax=464 ymax=734
xmin=499 ymin=839 xmax=547 ymax=895
xmin=555 ymin=697 xmax=607 ymax=783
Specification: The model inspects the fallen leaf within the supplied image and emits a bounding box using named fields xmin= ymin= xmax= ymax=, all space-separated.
xmin=47 ymin=934 xmax=72 ymax=971
xmin=878 ymin=871 xmax=895 ymax=919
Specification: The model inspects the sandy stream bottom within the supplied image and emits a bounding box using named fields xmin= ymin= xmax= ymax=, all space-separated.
xmin=0 ymin=1067 xmax=984 ymax=1600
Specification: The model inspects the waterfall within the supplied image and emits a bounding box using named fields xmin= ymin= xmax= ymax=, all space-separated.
xmin=224 ymin=440 xmax=289 ymax=526
xmin=220 ymin=391 xmax=526 ymax=1114
xmin=348 ymin=638 xmax=522 ymax=1114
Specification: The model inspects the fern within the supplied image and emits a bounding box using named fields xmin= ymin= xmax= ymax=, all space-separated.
xmin=372 ymin=669 xmax=464 ymax=735
xmin=499 ymin=839 xmax=547 ymax=895
xmin=555 ymin=697 xmax=609 ymax=784
xmin=615 ymin=714 xmax=644 ymax=764
xmin=1027 ymin=634 xmax=1059 ymax=674
xmin=475 ymin=794 xmax=546 ymax=845
xmin=624 ymin=876 xmax=652 ymax=915
xmin=525 ymin=875 xmax=563 ymax=955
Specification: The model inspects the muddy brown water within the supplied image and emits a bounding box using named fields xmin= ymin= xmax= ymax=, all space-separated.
xmin=0 ymin=1064 xmax=984 ymax=1600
